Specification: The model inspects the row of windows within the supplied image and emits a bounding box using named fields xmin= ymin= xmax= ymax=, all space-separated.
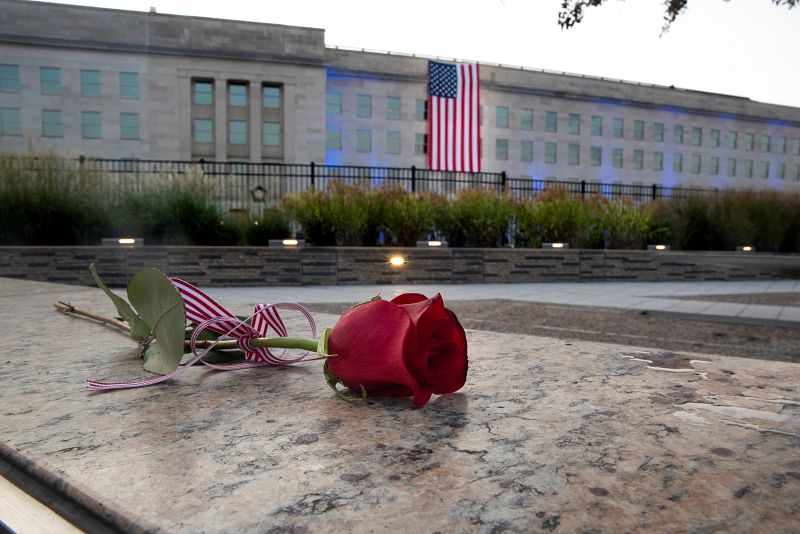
xmin=0 ymin=107 xmax=139 ymax=139
xmin=191 ymin=118 xmax=281 ymax=146
xmin=326 ymin=92 xmax=426 ymax=121
xmin=0 ymin=64 xmax=139 ymax=99
xmin=192 ymin=80 xmax=282 ymax=109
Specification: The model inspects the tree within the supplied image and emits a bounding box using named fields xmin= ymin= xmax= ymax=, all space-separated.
xmin=558 ymin=0 xmax=798 ymax=32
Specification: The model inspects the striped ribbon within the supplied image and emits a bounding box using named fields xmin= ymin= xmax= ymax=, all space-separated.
xmin=85 ymin=279 xmax=317 ymax=390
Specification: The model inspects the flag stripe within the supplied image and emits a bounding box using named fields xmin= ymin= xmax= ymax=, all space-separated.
xmin=428 ymin=60 xmax=480 ymax=173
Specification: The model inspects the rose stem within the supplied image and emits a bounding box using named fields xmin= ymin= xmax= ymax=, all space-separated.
xmin=54 ymin=301 xmax=132 ymax=335
xmin=194 ymin=337 xmax=319 ymax=353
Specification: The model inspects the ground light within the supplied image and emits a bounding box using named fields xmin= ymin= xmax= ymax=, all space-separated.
xmin=388 ymin=255 xmax=406 ymax=267
xmin=101 ymin=237 xmax=143 ymax=248
xmin=416 ymin=240 xmax=447 ymax=247
xmin=648 ymin=244 xmax=670 ymax=251
xmin=542 ymin=242 xmax=569 ymax=249
xmin=737 ymin=245 xmax=755 ymax=252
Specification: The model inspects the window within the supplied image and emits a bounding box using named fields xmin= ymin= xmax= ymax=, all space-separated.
xmin=544 ymin=141 xmax=557 ymax=164
xmin=42 ymin=109 xmax=62 ymax=137
xmin=653 ymin=151 xmax=664 ymax=171
xmin=652 ymin=122 xmax=664 ymax=142
xmin=633 ymin=149 xmax=643 ymax=170
xmin=710 ymin=156 xmax=719 ymax=175
xmin=727 ymin=158 xmax=736 ymax=177
xmin=545 ymin=111 xmax=557 ymax=133
xmin=520 ymin=140 xmax=533 ymax=162
xmin=744 ymin=133 xmax=754 ymax=151
xmin=415 ymin=133 xmax=427 ymax=155
xmin=673 ymin=153 xmax=683 ymax=173
xmin=81 ymin=111 xmax=101 ymax=138
xmin=633 ymin=120 xmax=644 ymax=140
xmin=496 ymin=138 xmax=508 ymax=160
xmin=262 ymin=122 xmax=280 ymax=146
xmin=120 ymin=113 xmax=139 ymax=139
xmin=119 ymin=72 xmax=138 ymax=99
xmin=228 ymin=120 xmax=247 ymax=145
xmin=759 ymin=161 xmax=770 ymax=179
xmin=761 ymin=134 xmax=771 ymax=152
xmin=673 ymin=125 xmax=683 ymax=144
xmin=496 ymin=107 xmax=508 ymax=128
xmin=776 ymin=137 xmax=786 ymax=154
xmin=691 ymin=127 xmax=702 ymax=146
xmin=591 ymin=116 xmax=603 ymax=136
xmin=691 ymin=154 xmax=701 ymax=174
xmin=228 ymin=83 xmax=247 ymax=107
xmin=415 ymin=99 xmax=426 ymax=121
xmin=521 ymin=109 xmax=533 ymax=130
xmin=193 ymin=119 xmax=213 ymax=143
xmin=194 ymin=81 xmax=213 ymax=105
xmin=612 ymin=118 xmax=624 ymax=138
xmin=792 ymin=138 xmax=800 ymax=155
xmin=81 ymin=70 xmax=101 ymax=97
xmin=744 ymin=159 xmax=753 ymax=178
xmin=263 ymin=86 xmax=281 ymax=109
xmin=40 ymin=67 xmax=61 ymax=95
xmin=568 ymin=113 xmax=580 ymax=135
xmin=0 ymin=107 xmax=22 ymax=136
xmin=796 ymin=165 xmax=800 ymax=182
xmin=356 ymin=129 xmax=371 ymax=152
xmin=382 ymin=97 xmax=400 ymax=121
xmin=326 ymin=129 xmax=341 ymax=151
xmin=356 ymin=95 xmax=372 ymax=118
xmin=612 ymin=148 xmax=623 ymax=168
xmin=386 ymin=131 xmax=401 ymax=154
xmin=326 ymin=92 xmax=341 ymax=114
xmin=710 ymin=129 xmax=720 ymax=147
xmin=568 ymin=143 xmax=580 ymax=165
xmin=727 ymin=131 xmax=737 ymax=149
xmin=590 ymin=146 xmax=602 ymax=167
xmin=0 ymin=64 xmax=20 ymax=93
xmin=778 ymin=162 xmax=786 ymax=180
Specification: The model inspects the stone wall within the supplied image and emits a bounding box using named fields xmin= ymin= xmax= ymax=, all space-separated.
xmin=0 ymin=247 xmax=791 ymax=287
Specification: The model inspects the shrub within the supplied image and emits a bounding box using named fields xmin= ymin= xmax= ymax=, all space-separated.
xmin=285 ymin=183 xmax=377 ymax=246
xmin=601 ymin=199 xmax=654 ymax=250
xmin=515 ymin=190 xmax=603 ymax=248
xmin=437 ymin=188 xmax=512 ymax=247
xmin=245 ymin=208 xmax=291 ymax=245
xmin=381 ymin=188 xmax=441 ymax=246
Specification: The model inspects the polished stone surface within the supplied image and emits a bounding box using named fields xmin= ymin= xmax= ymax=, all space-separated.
xmin=1 ymin=277 xmax=799 ymax=532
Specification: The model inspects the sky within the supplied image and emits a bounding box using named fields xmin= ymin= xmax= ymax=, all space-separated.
xmin=35 ymin=0 xmax=800 ymax=108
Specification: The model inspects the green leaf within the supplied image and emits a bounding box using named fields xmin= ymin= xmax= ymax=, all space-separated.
xmin=90 ymin=263 xmax=151 ymax=341
xmin=317 ymin=327 xmax=333 ymax=357
xmin=128 ymin=268 xmax=186 ymax=375
xmin=323 ymin=363 xmax=366 ymax=402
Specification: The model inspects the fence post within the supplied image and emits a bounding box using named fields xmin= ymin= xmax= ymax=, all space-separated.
xmin=310 ymin=161 xmax=315 ymax=191
xmin=581 ymin=179 xmax=586 ymax=199
xmin=651 ymin=183 xmax=657 ymax=201
xmin=500 ymin=171 xmax=507 ymax=193
xmin=411 ymin=165 xmax=417 ymax=193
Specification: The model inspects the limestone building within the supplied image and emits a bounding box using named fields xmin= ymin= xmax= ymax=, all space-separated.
xmin=1 ymin=0 xmax=800 ymax=190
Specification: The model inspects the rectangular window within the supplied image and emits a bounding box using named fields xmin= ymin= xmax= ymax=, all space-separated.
xmin=759 ymin=161 xmax=770 ymax=179
xmin=590 ymin=146 xmax=601 ymax=167
xmin=81 ymin=70 xmax=101 ymax=97
xmin=673 ymin=125 xmax=683 ymax=144
xmin=673 ymin=153 xmax=683 ymax=173
xmin=591 ymin=116 xmax=603 ymax=136
xmin=496 ymin=106 xmax=509 ymax=128
xmin=691 ymin=154 xmax=701 ymax=174
xmin=356 ymin=95 xmax=372 ymax=118
xmin=653 ymin=151 xmax=663 ymax=171
xmin=727 ymin=158 xmax=736 ymax=177
xmin=776 ymin=137 xmax=786 ymax=154
xmin=229 ymin=120 xmax=247 ymax=145
xmin=778 ymin=162 xmax=786 ymax=180
xmin=357 ymin=129 xmax=371 ymax=152
xmin=727 ymin=131 xmax=738 ymax=149
xmin=744 ymin=159 xmax=753 ymax=178
xmin=520 ymin=140 xmax=533 ymax=162
xmin=568 ymin=113 xmax=580 ymax=135
xmin=710 ymin=156 xmax=719 ymax=175
xmin=40 ymin=67 xmax=61 ymax=95
xmin=744 ymin=133 xmax=755 ymax=151
xmin=41 ymin=109 xmax=62 ymax=137
xmin=544 ymin=141 xmax=557 ymax=164
xmin=81 ymin=111 xmax=101 ymax=138
xmin=796 ymin=165 xmax=800 ymax=182
xmin=633 ymin=120 xmax=644 ymax=140
xmin=386 ymin=97 xmax=401 ymax=120
xmin=612 ymin=118 xmax=624 ymax=138
xmin=193 ymin=118 xmax=213 ymax=144
xmin=263 ymin=85 xmax=281 ymax=109
xmin=691 ymin=127 xmax=702 ymax=146
xmin=761 ymin=134 xmax=771 ymax=152
xmin=652 ymin=122 xmax=664 ymax=142
xmin=633 ymin=149 xmax=643 ymax=170
xmin=0 ymin=107 xmax=22 ymax=136
xmin=415 ymin=133 xmax=427 ymax=155
xmin=496 ymin=138 xmax=508 ymax=160
xmin=0 ymin=64 xmax=20 ymax=93
xmin=194 ymin=81 xmax=213 ymax=105
xmin=415 ymin=99 xmax=426 ymax=121
xmin=612 ymin=148 xmax=623 ymax=168
xmin=545 ymin=111 xmax=557 ymax=133
xmin=326 ymin=128 xmax=341 ymax=151
xmin=792 ymin=138 xmax=800 ymax=155
xmin=521 ymin=109 xmax=533 ymax=130
xmin=387 ymin=131 xmax=401 ymax=154
xmin=568 ymin=143 xmax=580 ymax=165
xmin=228 ymin=83 xmax=247 ymax=107
xmin=119 ymin=72 xmax=139 ymax=99
xmin=262 ymin=121 xmax=280 ymax=146
xmin=120 ymin=112 xmax=139 ymax=140
xmin=326 ymin=92 xmax=341 ymax=114
xmin=710 ymin=129 xmax=720 ymax=147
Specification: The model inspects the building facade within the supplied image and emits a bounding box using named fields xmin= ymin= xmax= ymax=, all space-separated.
xmin=2 ymin=0 xmax=800 ymax=190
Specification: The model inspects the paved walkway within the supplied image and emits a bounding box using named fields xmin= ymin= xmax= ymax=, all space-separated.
xmin=205 ymin=279 xmax=800 ymax=326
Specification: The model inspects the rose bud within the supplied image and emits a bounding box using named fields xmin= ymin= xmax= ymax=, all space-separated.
xmin=325 ymin=293 xmax=468 ymax=407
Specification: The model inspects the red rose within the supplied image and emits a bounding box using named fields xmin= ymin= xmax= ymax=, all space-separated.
xmin=325 ymin=293 xmax=468 ymax=407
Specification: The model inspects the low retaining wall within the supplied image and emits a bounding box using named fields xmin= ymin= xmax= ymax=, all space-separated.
xmin=1 ymin=246 xmax=796 ymax=287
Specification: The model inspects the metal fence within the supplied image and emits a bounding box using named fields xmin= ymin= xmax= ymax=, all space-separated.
xmin=75 ymin=157 xmax=718 ymax=214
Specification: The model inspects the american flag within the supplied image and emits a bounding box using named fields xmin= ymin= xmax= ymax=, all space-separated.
xmin=428 ymin=60 xmax=481 ymax=172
